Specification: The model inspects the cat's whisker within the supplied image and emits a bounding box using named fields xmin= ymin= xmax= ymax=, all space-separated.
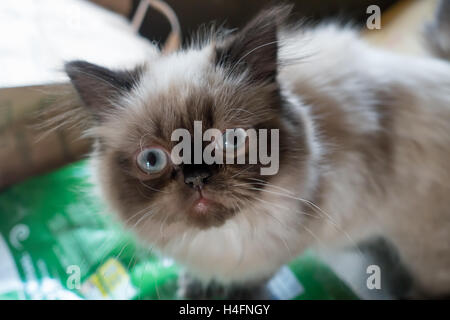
xmin=68 ymin=69 xmax=126 ymax=94
xmin=237 ymin=185 xmax=363 ymax=257
xmin=252 ymin=194 xmax=317 ymax=219
xmin=33 ymin=107 xmax=86 ymax=143
xmin=131 ymin=208 xmax=156 ymax=230
xmin=91 ymin=205 xmax=151 ymax=264
xmin=224 ymin=107 xmax=271 ymax=123
xmin=138 ymin=179 xmax=170 ymax=194
xmin=299 ymin=224 xmax=324 ymax=248
xmin=231 ymin=194 xmax=257 ymax=239
xmin=245 ymin=186 xmax=338 ymax=224
xmin=122 ymin=204 xmax=156 ymax=225
xmin=159 ymin=214 xmax=170 ymax=243
xmin=113 ymin=242 xmax=131 ymax=262
xmin=228 ymin=40 xmax=280 ymax=76
xmin=230 ymin=165 xmax=252 ymax=178
xmin=247 ymin=201 xmax=294 ymax=259
xmin=245 ymin=177 xmax=300 ymax=196
xmin=139 ymin=132 xmax=153 ymax=151
xmin=126 ymin=251 xmax=138 ymax=275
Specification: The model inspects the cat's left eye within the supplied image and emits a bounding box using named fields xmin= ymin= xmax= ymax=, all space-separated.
xmin=220 ymin=128 xmax=247 ymax=153
xmin=136 ymin=148 xmax=168 ymax=174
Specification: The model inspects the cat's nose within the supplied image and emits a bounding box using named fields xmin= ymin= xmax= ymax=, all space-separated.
xmin=183 ymin=165 xmax=212 ymax=189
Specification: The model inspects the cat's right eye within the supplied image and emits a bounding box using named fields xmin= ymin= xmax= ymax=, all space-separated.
xmin=136 ymin=148 xmax=169 ymax=174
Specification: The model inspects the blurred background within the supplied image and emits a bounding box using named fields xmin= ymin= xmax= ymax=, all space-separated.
xmin=0 ymin=0 xmax=441 ymax=300
xmin=126 ymin=0 xmax=398 ymax=44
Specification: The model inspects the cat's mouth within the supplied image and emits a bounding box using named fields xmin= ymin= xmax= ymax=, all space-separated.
xmin=188 ymin=189 xmax=218 ymax=216
xmin=185 ymin=189 xmax=236 ymax=228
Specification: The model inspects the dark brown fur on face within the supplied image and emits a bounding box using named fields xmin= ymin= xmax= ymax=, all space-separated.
xmin=90 ymin=78 xmax=305 ymax=230
xmin=65 ymin=5 xmax=308 ymax=231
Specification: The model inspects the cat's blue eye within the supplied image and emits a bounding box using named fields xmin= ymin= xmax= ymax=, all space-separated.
xmin=222 ymin=128 xmax=247 ymax=151
xmin=136 ymin=148 xmax=168 ymax=174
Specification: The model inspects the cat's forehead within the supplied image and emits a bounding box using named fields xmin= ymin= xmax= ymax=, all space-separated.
xmin=104 ymin=47 xmax=276 ymax=150
xmin=141 ymin=46 xmax=215 ymax=94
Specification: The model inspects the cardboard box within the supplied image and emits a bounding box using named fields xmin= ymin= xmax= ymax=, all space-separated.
xmin=0 ymin=84 xmax=89 ymax=189
xmin=0 ymin=0 xmax=158 ymax=189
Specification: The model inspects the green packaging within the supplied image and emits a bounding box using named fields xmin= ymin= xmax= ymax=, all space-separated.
xmin=0 ymin=161 xmax=177 ymax=300
xmin=0 ymin=161 xmax=357 ymax=300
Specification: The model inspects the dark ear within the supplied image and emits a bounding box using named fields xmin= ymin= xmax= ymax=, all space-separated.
xmin=215 ymin=5 xmax=292 ymax=83
xmin=65 ymin=60 xmax=143 ymax=115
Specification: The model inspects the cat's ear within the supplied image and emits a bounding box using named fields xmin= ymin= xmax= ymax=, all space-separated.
xmin=65 ymin=60 xmax=144 ymax=117
xmin=215 ymin=4 xmax=292 ymax=83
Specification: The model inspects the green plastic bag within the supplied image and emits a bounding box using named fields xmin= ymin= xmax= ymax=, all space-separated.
xmin=0 ymin=161 xmax=357 ymax=300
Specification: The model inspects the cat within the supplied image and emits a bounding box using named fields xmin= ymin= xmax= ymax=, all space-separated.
xmin=64 ymin=3 xmax=450 ymax=298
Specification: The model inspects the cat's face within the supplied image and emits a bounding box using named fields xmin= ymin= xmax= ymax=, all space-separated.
xmin=66 ymin=6 xmax=314 ymax=249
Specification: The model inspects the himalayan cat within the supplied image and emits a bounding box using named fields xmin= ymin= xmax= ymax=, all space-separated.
xmin=64 ymin=4 xmax=450 ymax=298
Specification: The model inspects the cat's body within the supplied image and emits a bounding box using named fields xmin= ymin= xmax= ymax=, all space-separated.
xmin=65 ymin=4 xmax=450 ymax=298
xmin=280 ymin=24 xmax=450 ymax=297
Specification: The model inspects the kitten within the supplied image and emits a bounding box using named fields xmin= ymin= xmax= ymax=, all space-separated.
xmin=65 ymin=4 xmax=450 ymax=298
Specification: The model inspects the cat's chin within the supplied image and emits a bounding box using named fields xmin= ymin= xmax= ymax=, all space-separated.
xmin=185 ymin=192 xmax=237 ymax=229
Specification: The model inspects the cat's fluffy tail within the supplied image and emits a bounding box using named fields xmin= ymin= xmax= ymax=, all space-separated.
xmin=425 ymin=0 xmax=450 ymax=60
